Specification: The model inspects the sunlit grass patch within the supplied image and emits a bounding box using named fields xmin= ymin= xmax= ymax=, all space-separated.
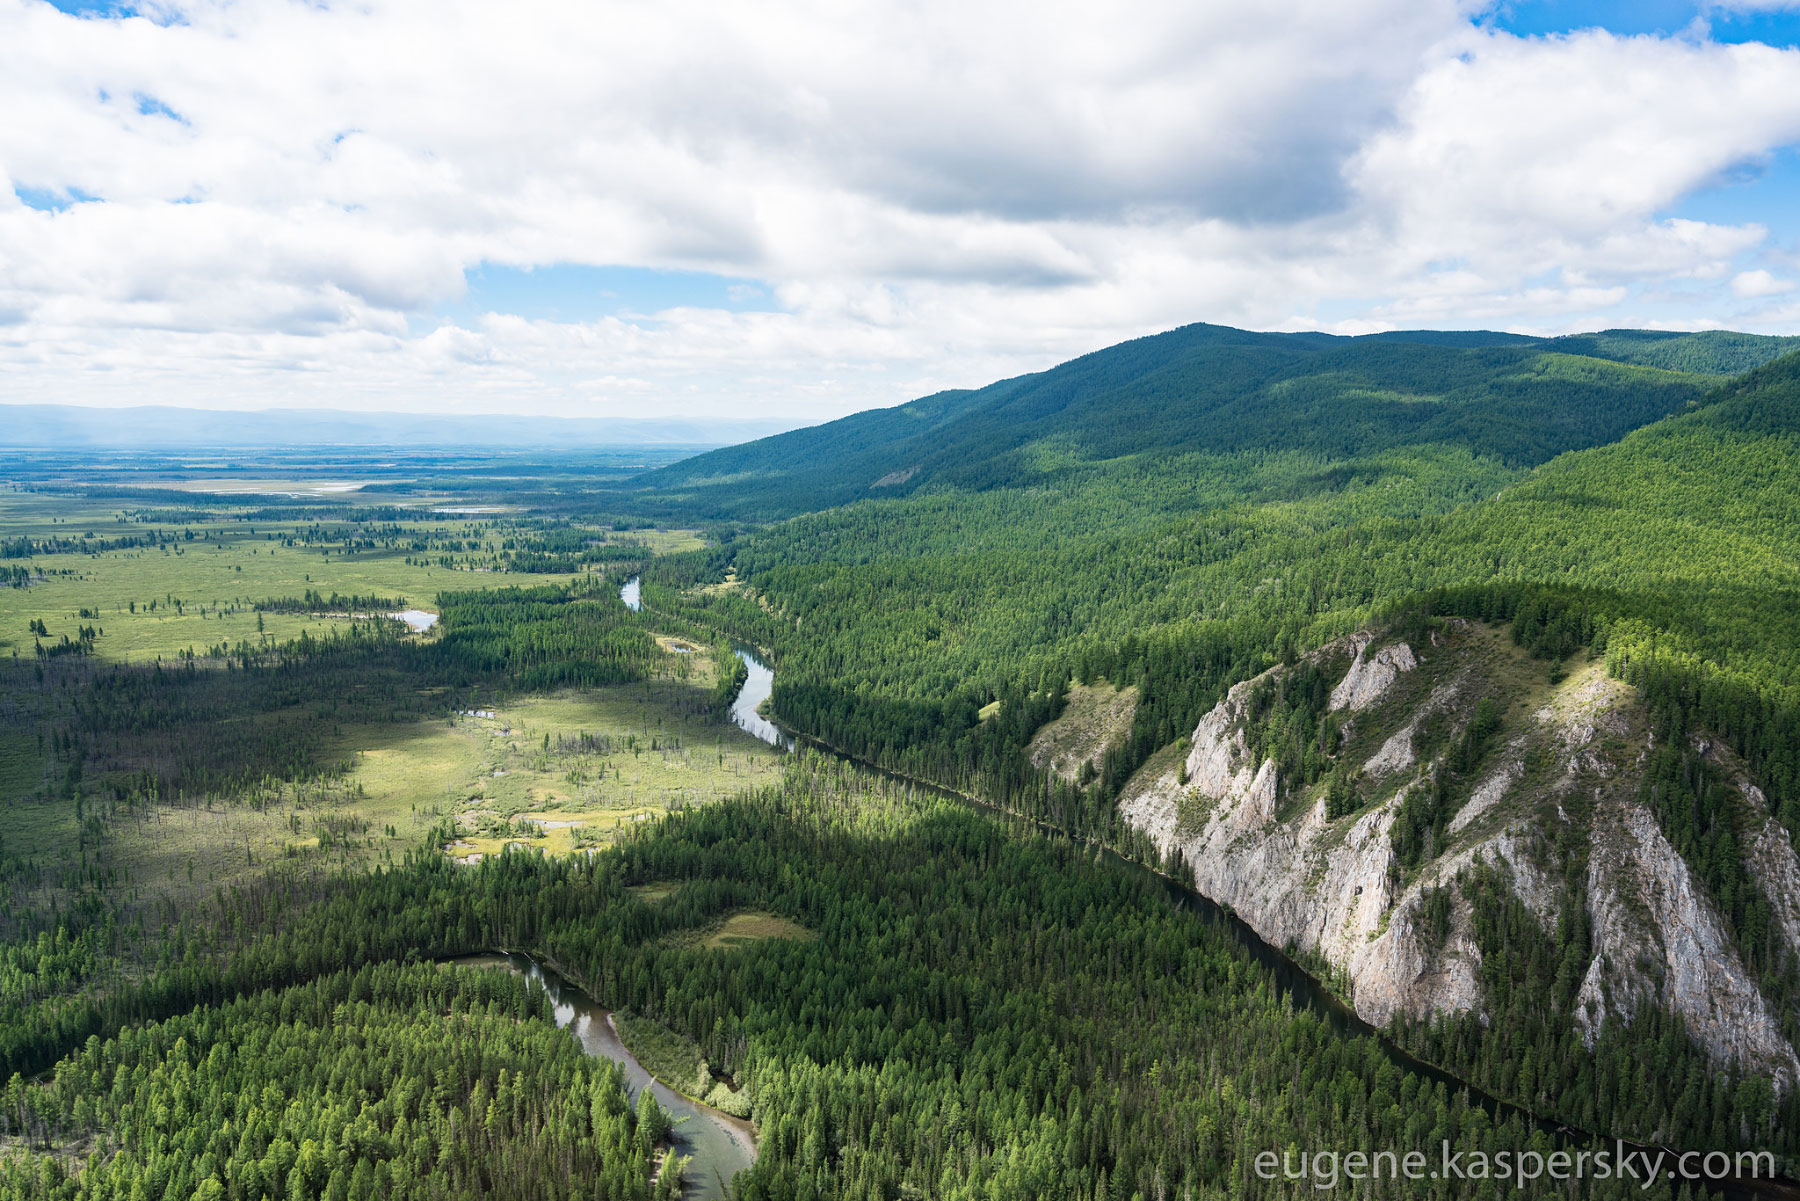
xmin=0 ymin=499 xmax=588 ymax=662
xmin=1025 ymin=681 xmax=1138 ymax=782
xmin=700 ymin=910 xmax=814 ymax=950
xmin=341 ymin=684 xmax=787 ymax=864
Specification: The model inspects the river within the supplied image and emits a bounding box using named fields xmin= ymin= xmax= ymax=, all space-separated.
xmin=450 ymin=951 xmax=756 ymax=1199
xmin=621 ymin=576 xmax=791 ymax=750
xmin=725 ymin=643 xmax=791 ymax=749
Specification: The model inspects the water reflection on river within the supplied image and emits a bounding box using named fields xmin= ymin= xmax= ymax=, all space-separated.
xmin=448 ymin=952 xmax=755 ymax=1199
xmin=727 ymin=644 xmax=792 ymax=750
xmin=622 ymin=576 xmax=791 ymax=751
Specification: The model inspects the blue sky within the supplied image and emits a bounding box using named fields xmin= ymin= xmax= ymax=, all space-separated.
xmin=440 ymin=265 xmax=776 ymax=327
xmin=5 ymin=0 xmax=1800 ymax=419
xmin=1484 ymin=0 xmax=1800 ymax=43
xmin=1673 ymin=145 xmax=1800 ymax=243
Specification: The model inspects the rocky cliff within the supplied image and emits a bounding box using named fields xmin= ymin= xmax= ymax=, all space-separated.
xmin=1118 ymin=620 xmax=1800 ymax=1086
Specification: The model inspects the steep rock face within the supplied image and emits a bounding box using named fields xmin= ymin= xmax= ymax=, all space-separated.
xmin=1448 ymin=757 xmax=1522 ymax=836
xmin=1330 ymin=635 xmax=1418 ymax=712
xmin=1361 ymin=679 xmax=1457 ymax=780
xmin=1722 ymin=774 xmax=1800 ymax=972
xmin=1119 ymin=620 xmax=1800 ymax=1085
xmin=1122 ymin=636 xmax=1487 ymax=1027
xmin=1579 ymin=799 xmax=1800 ymax=1082
xmin=1745 ymin=803 xmax=1800 ymax=968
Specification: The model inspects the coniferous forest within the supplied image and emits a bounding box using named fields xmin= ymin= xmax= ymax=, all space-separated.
xmin=3 ymin=325 xmax=1800 ymax=1199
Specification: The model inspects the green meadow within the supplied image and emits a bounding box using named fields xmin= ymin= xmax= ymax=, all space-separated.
xmin=0 ymin=480 xmax=766 ymax=923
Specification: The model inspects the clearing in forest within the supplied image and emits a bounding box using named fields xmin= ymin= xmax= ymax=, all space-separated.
xmin=1026 ymin=682 xmax=1139 ymax=782
xmin=700 ymin=910 xmax=814 ymax=949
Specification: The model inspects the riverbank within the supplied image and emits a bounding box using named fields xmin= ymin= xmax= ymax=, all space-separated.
xmin=612 ymin=1011 xmax=752 ymax=1118
xmin=450 ymin=949 xmax=758 ymax=1200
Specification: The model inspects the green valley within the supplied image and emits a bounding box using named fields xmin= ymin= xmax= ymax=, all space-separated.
xmin=4 ymin=326 xmax=1800 ymax=1199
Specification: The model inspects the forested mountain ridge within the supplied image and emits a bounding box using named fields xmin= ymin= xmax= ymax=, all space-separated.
xmin=644 ymin=344 xmax=1800 ymax=763
xmin=628 ymin=323 xmax=1800 ymax=521
xmin=637 ymin=344 xmax=1800 ymax=1151
xmin=1422 ymin=348 xmax=1800 ymax=719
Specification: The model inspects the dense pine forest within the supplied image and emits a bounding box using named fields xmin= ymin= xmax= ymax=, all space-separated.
xmin=3 ymin=324 xmax=1800 ymax=1199
xmin=4 ymin=761 xmax=1781 ymax=1200
xmin=0 ymin=963 xmax=679 ymax=1201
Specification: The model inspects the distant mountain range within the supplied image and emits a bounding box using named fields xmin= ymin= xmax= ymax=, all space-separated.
xmin=630 ymin=324 xmax=1800 ymax=519
xmin=0 ymin=405 xmax=795 ymax=450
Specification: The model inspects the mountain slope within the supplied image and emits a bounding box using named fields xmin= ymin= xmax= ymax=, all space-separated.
xmin=632 ymin=323 xmax=1800 ymax=521
xmin=1425 ymin=348 xmax=1800 ymax=702
xmin=1546 ymin=328 xmax=1800 ymax=375
xmin=639 ymin=342 xmax=1800 ymax=1149
xmin=635 ymin=322 xmax=1320 ymax=518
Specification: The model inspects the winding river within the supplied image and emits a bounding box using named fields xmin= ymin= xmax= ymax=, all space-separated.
xmin=621 ymin=576 xmax=791 ymax=750
xmin=451 ymin=952 xmax=756 ymax=1199
xmin=616 ymin=575 xmax=1795 ymax=1200
xmin=724 ymin=644 xmax=791 ymax=749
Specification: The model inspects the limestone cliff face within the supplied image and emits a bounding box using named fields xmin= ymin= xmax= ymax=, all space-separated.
xmin=1330 ymin=634 xmax=1417 ymax=712
xmin=1118 ymin=620 xmax=1800 ymax=1086
xmin=1578 ymin=798 xmax=1799 ymax=1082
xmin=1745 ymin=796 xmax=1800 ymax=976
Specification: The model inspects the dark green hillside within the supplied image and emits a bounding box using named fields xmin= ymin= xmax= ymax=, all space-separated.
xmin=634 ymin=323 xmax=1320 ymax=520
xmin=631 ymin=323 xmax=1794 ymax=522
xmin=647 ymin=349 xmax=1800 ymax=827
xmin=1548 ymin=328 xmax=1800 ymax=375
xmin=1355 ymin=329 xmax=1542 ymax=348
xmin=1030 ymin=344 xmax=1700 ymax=466
xmin=1432 ymin=348 xmax=1800 ymax=628
xmin=628 ymin=349 xmax=1800 ymax=1158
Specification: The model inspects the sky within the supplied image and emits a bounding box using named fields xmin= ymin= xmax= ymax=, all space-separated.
xmin=5 ymin=0 xmax=1800 ymax=425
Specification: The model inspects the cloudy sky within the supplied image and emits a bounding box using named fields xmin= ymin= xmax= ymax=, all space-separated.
xmin=4 ymin=0 xmax=1800 ymax=425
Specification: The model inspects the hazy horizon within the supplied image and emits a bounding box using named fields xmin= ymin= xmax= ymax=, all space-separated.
xmin=0 ymin=402 xmax=804 ymax=450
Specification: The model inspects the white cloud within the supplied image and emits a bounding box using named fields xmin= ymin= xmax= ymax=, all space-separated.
xmin=1350 ymin=34 xmax=1800 ymax=274
xmin=1732 ymin=268 xmax=1796 ymax=295
xmin=0 ymin=1 xmax=1798 ymax=420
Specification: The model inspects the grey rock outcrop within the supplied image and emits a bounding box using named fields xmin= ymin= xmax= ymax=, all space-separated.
xmin=1330 ymin=635 xmax=1418 ymax=712
xmin=1580 ymin=799 xmax=1799 ymax=1083
xmin=1120 ymin=623 xmax=1800 ymax=1086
